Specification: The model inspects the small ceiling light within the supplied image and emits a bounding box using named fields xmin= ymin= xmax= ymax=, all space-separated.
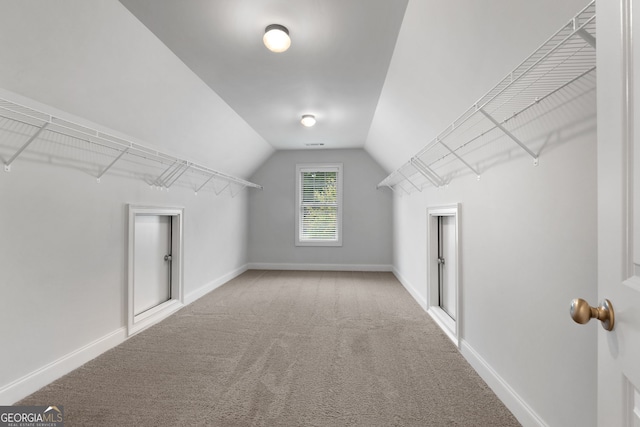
xmin=263 ymin=24 xmax=291 ymax=53
xmin=301 ymin=114 xmax=316 ymax=127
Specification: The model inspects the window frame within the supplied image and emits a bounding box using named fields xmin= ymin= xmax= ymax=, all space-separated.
xmin=295 ymin=163 xmax=343 ymax=247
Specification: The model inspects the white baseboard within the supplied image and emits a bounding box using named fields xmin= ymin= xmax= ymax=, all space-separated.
xmin=1 ymin=265 xmax=249 ymax=405
xmin=392 ymin=267 xmax=541 ymax=426
xmin=426 ymin=307 xmax=458 ymax=347
xmin=2 ymin=263 xmax=545 ymax=427
xmin=247 ymin=263 xmax=393 ymax=272
xmin=392 ymin=267 xmax=427 ymax=310
xmin=460 ymin=340 xmax=548 ymax=427
xmin=395 ymin=267 xmax=459 ymax=348
xmin=184 ymin=264 xmax=248 ymax=305
xmin=0 ymin=327 xmax=127 ymax=405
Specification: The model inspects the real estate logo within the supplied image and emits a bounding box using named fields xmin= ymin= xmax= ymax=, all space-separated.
xmin=0 ymin=406 xmax=63 ymax=427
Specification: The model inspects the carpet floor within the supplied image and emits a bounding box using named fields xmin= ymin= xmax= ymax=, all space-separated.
xmin=18 ymin=270 xmax=520 ymax=426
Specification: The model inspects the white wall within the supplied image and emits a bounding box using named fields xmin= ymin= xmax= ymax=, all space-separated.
xmin=0 ymin=155 xmax=252 ymax=403
xmin=0 ymin=0 xmax=270 ymax=403
xmin=366 ymin=1 xmax=597 ymax=426
xmin=391 ymin=136 xmax=597 ymax=427
xmin=248 ymin=149 xmax=393 ymax=270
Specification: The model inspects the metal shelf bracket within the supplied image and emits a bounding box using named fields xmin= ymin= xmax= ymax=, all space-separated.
xmin=4 ymin=122 xmax=49 ymax=172
xmin=96 ymin=146 xmax=131 ymax=183
xmin=398 ymin=169 xmax=422 ymax=192
xmin=229 ymin=183 xmax=247 ymax=198
xmin=574 ymin=17 xmax=596 ymax=48
xmin=479 ymin=108 xmax=538 ymax=163
xmin=195 ymin=173 xmax=216 ymax=195
xmin=165 ymin=162 xmax=191 ymax=189
xmin=577 ymin=28 xmax=596 ymax=48
xmin=153 ymin=161 xmax=179 ymax=188
xmin=214 ymin=182 xmax=230 ymax=196
xmin=411 ymin=157 xmax=444 ymax=187
xmin=437 ymin=139 xmax=480 ymax=178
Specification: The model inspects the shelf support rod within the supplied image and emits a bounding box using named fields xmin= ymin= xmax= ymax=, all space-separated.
xmin=4 ymin=122 xmax=49 ymax=171
xmin=411 ymin=157 xmax=444 ymax=187
xmin=96 ymin=147 xmax=130 ymax=182
xmin=398 ymin=170 xmax=422 ymax=192
xmin=576 ymin=28 xmax=596 ymax=48
xmin=479 ymin=108 xmax=538 ymax=164
xmin=437 ymin=139 xmax=480 ymax=178
xmin=195 ymin=173 xmax=216 ymax=194
xmin=574 ymin=16 xmax=596 ymax=49
xmin=165 ymin=162 xmax=191 ymax=189
xmin=214 ymin=182 xmax=230 ymax=196
xmin=160 ymin=161 xmax=185 ymax=188
xmin=230 ymin=183 xmax=247 ymax=198
xmin=153 ymin=161 xmax=179 ymax=187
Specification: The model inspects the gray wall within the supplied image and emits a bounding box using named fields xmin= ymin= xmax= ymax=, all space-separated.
xmin=248 ymin=149 xmax=392 ymax=270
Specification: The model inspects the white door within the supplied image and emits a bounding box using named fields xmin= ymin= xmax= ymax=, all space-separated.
xmin=439 ymin=215 xmax=457 ymax=320
xmin=597 ymin=0 xmax=640 ymax=424
xmin=133 ymin=215 xmax=172 ymax=315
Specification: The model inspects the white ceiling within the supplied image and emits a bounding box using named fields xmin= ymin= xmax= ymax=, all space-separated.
xmin=118 ymin=0 xmax=409 ymax=151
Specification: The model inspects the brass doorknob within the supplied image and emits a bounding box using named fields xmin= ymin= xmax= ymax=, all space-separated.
xmin=570 ymin=298 xmax=615 ymax=331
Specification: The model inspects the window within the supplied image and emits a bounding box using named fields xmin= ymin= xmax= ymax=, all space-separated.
xmin=295 ymin=163 xmax=343 ymax=246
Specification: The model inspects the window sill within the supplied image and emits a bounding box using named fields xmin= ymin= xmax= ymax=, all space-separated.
xmin=295 ymin=240 xmax=343 ymax=247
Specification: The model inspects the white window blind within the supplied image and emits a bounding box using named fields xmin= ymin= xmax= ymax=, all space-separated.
xmin=295 ymin=164 xmax=343 ymax=246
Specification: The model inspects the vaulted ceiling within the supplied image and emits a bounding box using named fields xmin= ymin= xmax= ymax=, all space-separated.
xmin=118 ymin=0 xmax=409 ymax=151
xmin=0 ymin=0 xmax=593 ymax=180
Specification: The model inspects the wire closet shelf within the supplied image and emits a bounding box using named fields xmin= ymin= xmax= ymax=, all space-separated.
xmin=0 ymin=95 xmax=263 ymax=196
xmin=377 ymin=0 xmax=596 ymax=193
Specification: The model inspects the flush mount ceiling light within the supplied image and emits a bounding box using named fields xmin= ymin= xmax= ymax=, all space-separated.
xmin=300 ymin=114 xmax=316 ymax=127
xmin=263 ymin=24 xmax=291 ymax=53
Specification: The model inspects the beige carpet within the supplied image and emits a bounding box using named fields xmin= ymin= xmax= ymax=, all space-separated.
xmin=19 ymin=270 xmax=520 ymax=426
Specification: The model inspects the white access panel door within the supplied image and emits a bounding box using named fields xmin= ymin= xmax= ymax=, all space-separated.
xmin=439 ymin=216 xmax=457 ymax=320
xmin=596 ymin=1 xmax=640 ymax=425
xmin=133 ymin=215 xmax=172 ymax=316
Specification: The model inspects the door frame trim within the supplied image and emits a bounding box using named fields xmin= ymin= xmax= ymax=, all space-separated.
xmin=127 ymin=205 xmax=184 ymax=336
xmin=426 ymin=204 xmax=461 ymax=347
